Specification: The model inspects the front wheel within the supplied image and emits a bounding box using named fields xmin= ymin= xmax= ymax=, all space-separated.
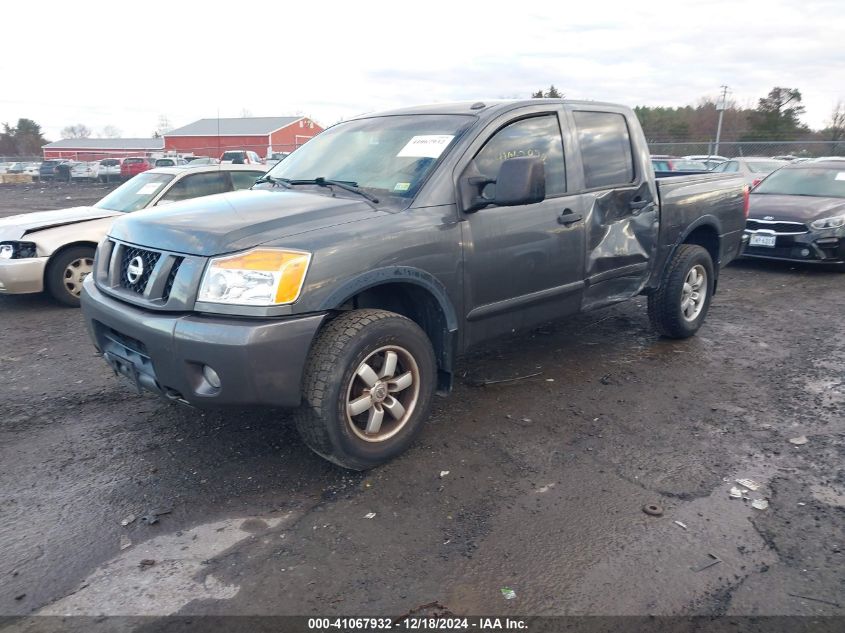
xmin=46 ymin=246 xmax=95 ymax=307
xmin=294 ymin=309 xmax=437 ymax=470
xmin=648 ymin=244 xmax=714 ymax=338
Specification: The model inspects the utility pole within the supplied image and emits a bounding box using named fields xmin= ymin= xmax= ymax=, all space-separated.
xmin=714 ymin=85 xmax=729 ymax=157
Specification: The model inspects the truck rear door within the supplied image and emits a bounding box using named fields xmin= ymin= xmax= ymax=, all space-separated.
xmin=565 ymin=108 xmax=659 ymax=310
xmin=459 ymin=109 xmax=586 ymax=346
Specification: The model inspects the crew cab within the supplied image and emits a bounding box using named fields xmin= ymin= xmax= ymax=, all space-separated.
xmin=81 ymin=100 xmax=748 ymax=469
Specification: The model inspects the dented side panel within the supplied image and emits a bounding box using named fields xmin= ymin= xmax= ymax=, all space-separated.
xmin=560 ymin=106 xmax=660 ymax=311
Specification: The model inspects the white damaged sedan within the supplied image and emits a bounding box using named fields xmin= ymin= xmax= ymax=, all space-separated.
xmin=0 ymin=164 xmax=267 ymax=306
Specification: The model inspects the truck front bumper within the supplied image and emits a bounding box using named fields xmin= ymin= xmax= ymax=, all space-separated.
xmin=0 ymin=257 xmax=47 ymax=294
xmin=81 ymin=277 xmax=328 ymax=408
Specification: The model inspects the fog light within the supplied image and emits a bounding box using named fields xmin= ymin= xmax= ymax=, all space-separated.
xmin=800 ymin=248 xmax=810 ymax=257
xmin=202 ymin=365 xmax=221 ymax=389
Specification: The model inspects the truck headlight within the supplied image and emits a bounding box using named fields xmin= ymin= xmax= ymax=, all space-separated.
xmin=198 ymin=248 xmax=311 ymax=306
xmin=0 ymin=241 xmax=37 ymax=259
xmin=810 ymin=216 xmax=845 ymax=230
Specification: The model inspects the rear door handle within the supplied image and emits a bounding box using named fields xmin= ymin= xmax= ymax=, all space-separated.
xmin=558 ymin=210 xmax=583 ymax=225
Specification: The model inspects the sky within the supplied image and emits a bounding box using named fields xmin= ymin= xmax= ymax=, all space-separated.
xmin=2 ymin=0 xmax=843 ymax=141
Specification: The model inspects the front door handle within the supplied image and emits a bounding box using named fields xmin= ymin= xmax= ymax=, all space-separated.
xmin=629 ymin=198 xmax=652 ymax=210
xmin=558 ymin=210 xmax=583 ymax=225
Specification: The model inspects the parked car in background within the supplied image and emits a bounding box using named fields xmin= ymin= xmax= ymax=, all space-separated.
xmin=55 ymin=161 xmax=81 ymax=182
xmin=154 ymin=157 xmax=189 ymax=167
xmin=120 ymin=157 xmax=153 ymax=179
xmin=71 ymin=161 xmax=100 ymax=181
xmin=24 ymin=162 xmax=41 ymax=178
xmin=7 ymin=162 xmax=27 ymax=174
xmin=184 ymin=157 xmax=220 ymax=166
xmin=265 ymin=151 xmax=290 ymax=167
xmin=97 ymin=159 xmax=121 ymax=182
xmin=712 ymin=157 xmax=788 ymax=188
xmin=220 ymin=150 xmax=263 ymax=164
xmin=683 ymin=155 xmax=728 ymax=170
xmin=39 ymin=159 xmax=68 ymax=181
xmin=81 ymin=99 xmax=748 ymax=469
xmin=0 ymin=163 xmax=11 ymax=174
xmin=0 ymin=164 xmax=268 ymax=306
xmin=650 ymin=156 xmax=709 ymax=172
xmin=743 ymin=160 xmax=845 ymax=266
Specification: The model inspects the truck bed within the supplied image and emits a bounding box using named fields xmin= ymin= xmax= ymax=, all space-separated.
xmin=647 ymin=172 xmax=748 ymax=287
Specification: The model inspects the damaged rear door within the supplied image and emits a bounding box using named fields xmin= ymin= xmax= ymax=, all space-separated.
xmin=566 ymin=108 xmax=659 ymax=310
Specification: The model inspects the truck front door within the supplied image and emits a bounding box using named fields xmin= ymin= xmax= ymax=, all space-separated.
xmin=460 ymin=112 xmax=586 ymax=347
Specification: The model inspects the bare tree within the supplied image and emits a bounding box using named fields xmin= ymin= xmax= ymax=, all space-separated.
xmin=61 ymin=124 xmax=92 ymax=139
xmin=100 ymin=125 xmax=122 ymax=138
xmin=827 ymin=101 xmax=845 ymax=143
xmin=155 ymin=115 xmax=173 ymax=137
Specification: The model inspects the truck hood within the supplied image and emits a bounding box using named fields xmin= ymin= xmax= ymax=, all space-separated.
xmin=0 ymin=206 xmax=119 ymax=241
xmin=108 ymin=189 xmax=384 ymax=256
xmin=749 ymin=194 xmax=845 ymax=223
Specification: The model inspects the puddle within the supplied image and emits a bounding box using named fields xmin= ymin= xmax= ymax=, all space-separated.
xmin=39 ymin=513 xmax=297 ymax=616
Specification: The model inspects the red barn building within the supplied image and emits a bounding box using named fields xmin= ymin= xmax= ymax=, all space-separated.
xmin=163 ymin=116 xmax=323 ymax=159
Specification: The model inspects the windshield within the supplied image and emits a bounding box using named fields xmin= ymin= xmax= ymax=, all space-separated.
xmin=267 ymin=114 xmax=475 ymax=198
xmin=94 ymin=172 xmax=174 ymax=212
xmin=747 ymin=160 xmax=785 ymax=173
xmin=754 ymin=167 xmax=845 ymax=198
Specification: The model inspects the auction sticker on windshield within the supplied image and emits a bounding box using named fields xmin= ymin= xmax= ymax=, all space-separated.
xmin=135 ymin=183 xmax=163 ymax=195
xmin=397 ymin=135 xmax=454 ymax=158
xmin=835 ymin=172 xmax=845 ymax=181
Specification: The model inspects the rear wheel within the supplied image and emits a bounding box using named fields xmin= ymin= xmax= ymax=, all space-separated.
xmin=648 ymin=244 xmax=714 ymax=338
xmin=46 ymin=246 xmax=95 ymax=307
xmin=294 ymin=309 xmax=436 ymax=470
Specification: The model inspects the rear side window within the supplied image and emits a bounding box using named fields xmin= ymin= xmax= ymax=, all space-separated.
xmin=160 ymin=172 xmax=231 ymax=202
xmin=230 ymin=170 xmax=263 ymax=190
xmin=473 ymin=114 xmax=566 ymax=196
xmin=573 ymin=111 xmax=635 ymax=188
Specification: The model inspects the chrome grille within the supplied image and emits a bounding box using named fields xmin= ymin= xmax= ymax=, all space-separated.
xmin=119 ymin=247 xmax=160 ymax=294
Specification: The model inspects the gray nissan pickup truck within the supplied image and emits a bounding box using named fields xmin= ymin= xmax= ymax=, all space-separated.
xmin=81 ymin=99 xmax=748 ymax=469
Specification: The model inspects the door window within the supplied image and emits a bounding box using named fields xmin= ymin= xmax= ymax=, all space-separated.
xmin=573 ymin=111 xmax=635 ymax=188
xmin=160 ymin=172 xmax=230 ymax=203
xmin=473 ymin=115 xmax=566 ymax=196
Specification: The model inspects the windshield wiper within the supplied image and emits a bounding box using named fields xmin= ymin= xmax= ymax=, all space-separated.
xmin=254 ymin=174 xmax=292 ymax=189
xmin=287 ymin=177 xmax=379 ymax=204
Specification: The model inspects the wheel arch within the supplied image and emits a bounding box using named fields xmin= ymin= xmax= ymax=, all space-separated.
xmin=43 ymin=240 xmax=99 ymax=281
xmin=680 ymin=220 xmax=721 ymax=292
xmin=317 ymin=267 xmax=459 ymax=392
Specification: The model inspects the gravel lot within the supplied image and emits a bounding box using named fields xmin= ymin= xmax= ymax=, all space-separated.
xmin=0 ymin=183 xmax=842 ymax=624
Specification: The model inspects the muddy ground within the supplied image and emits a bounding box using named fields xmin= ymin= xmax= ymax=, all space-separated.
xmin=0 ymin=183 xmax=842 ymax=627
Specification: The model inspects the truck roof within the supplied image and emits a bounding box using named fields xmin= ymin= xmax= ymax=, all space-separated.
xmin=352 ymin=99 xmax=626 ymax=120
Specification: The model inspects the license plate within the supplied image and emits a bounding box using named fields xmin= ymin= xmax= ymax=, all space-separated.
xmin=749 ymin=234 xmax=776 ymax=247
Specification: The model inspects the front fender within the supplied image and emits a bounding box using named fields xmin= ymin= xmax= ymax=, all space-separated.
xmin=317 ymin=265 xmax=459 ymax=332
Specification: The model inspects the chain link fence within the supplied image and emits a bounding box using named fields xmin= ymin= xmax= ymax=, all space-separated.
xmin=647 ymin=140 xmax=845 ymax=159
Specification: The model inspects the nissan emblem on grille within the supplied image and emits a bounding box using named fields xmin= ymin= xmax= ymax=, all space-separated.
xmin=126 ymin=256 xmax=145 ymax=284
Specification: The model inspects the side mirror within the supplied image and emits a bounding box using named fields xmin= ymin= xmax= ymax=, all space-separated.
xmin=462 ymin=157 xmax=546 ymax=212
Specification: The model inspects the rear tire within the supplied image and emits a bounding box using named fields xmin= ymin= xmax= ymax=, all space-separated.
xmin=648 ymin=244 xmax=714 ymax=338
xmin=46 ymin=246 xmax=95 ymax=307
xmin=294 ymin=309 xmax=437 ymax=470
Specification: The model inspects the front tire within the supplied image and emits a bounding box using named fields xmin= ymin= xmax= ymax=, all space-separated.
xmin=648 ymin=244 xmax=714 ymax=338
xmin=294 ymin=309 xmax=437 ymax=470
xmin=46 ymin=246 xmax=95 ymax=307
